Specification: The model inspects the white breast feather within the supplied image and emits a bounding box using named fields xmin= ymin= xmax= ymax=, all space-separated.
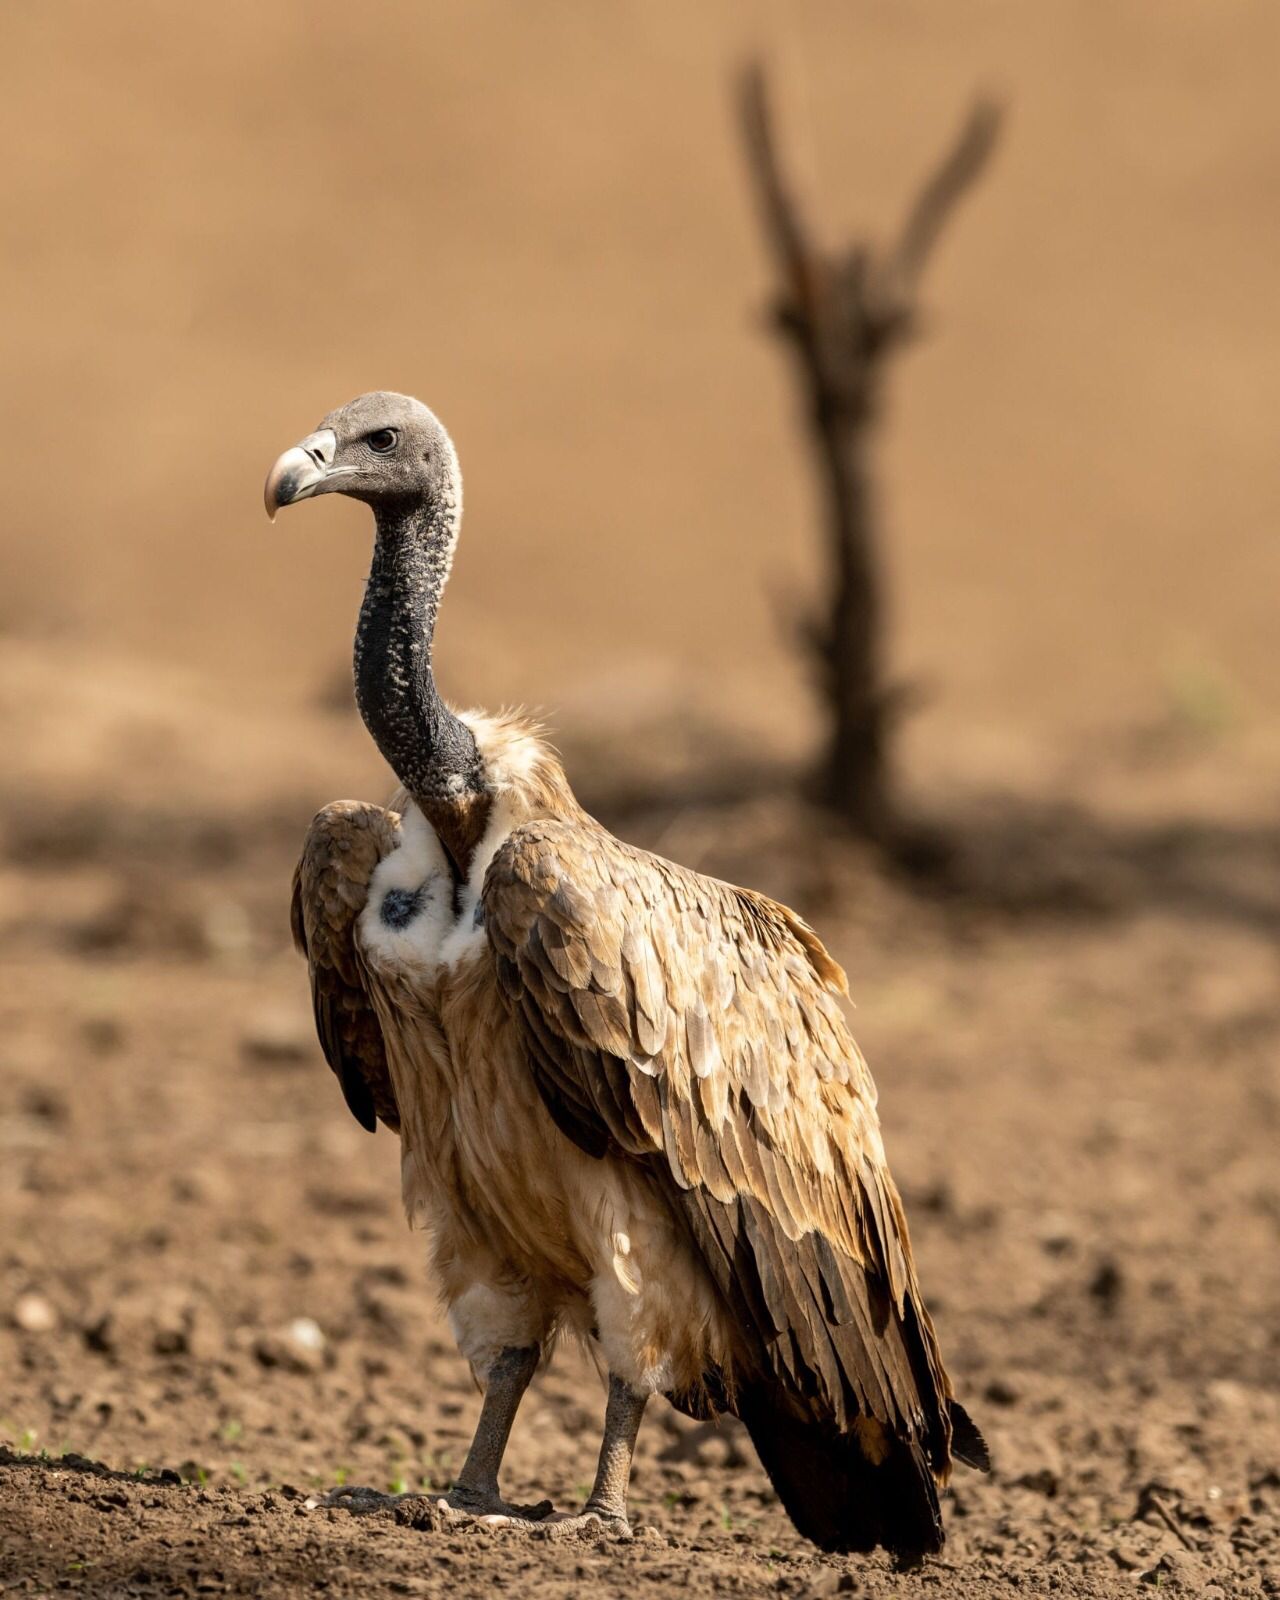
xmin=358 ymin=710 xmax=543 ymax=978
xmin=358 ymin=805 xmax=452 ymax=970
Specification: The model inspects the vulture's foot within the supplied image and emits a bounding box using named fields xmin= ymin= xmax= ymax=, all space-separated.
xmin=548 ymin=1508 xmax=633 ymax=1539
xmin=441 ymin=1485 xmax=555 ymax=1524
xmin=314 ymin=1483 xmax=553 ymax=1528
xmin=543 ymin=1373 xmax=645 ymax=1541
xmin=316 ymin=1484 xmax=416 ymax=1516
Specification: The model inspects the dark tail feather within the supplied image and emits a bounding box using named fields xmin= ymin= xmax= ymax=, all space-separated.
xmin=737 ymin=1387 xmax=944 ymax=1558
xmin=949 ymin=1399 xmax=991 ymax=1473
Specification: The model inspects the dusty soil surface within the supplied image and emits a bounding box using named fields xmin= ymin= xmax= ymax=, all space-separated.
xmin=2 ymin=643 xmax=1278 ymax=1599
xmin=3 ymin=3 xmax=1280 ymax=1596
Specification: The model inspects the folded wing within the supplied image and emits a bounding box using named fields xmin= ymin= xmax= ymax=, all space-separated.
xmin=291 ymin=800 xmax=402 ymax=1134
xmin=483 ymin=816 xmax=983 ymax=1553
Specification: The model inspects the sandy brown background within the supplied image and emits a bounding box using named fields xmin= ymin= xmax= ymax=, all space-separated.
xmin=1 ymin=4 xmax=1277 ymax=1597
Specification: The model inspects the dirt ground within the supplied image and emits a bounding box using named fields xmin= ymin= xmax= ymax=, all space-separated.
xmin=2 ymin=649 xmax=1278 ymax=1599
xmin=3 ymin=3 xmax=1280 ymax=1598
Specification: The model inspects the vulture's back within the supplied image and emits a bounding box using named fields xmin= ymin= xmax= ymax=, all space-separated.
xmin=482 ymin=814 xmax=988 ymax=1556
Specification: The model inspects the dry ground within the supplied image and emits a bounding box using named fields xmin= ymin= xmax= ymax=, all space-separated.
xmin=3 ymin=2 xmax=1280 ymax=1596
xmin=1 ymin=646 xmax=1278 ymax=1598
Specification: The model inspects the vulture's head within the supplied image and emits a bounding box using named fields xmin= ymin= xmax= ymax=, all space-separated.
xmin=264 ymin=392 xmax=457 ymax=521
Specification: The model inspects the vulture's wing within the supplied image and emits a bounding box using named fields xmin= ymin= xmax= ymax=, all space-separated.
xmin=483 ymin=816 xmax=986 ymax=1553
xmin=291 ymin=801 xmax=401 ymax=1134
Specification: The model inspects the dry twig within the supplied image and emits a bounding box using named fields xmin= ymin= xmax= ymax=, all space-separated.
xmin=739 ymin=62 xmax=1002 ymax=843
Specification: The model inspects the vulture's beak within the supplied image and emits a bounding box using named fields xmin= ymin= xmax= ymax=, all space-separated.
xmin=263 ymin=428 xmax=340 ymax=520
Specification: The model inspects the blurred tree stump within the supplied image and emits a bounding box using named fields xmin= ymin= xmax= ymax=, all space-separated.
xmin=739 ymin=63 xmax=1001 ymax=852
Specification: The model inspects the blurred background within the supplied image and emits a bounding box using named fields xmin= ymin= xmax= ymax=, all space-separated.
xmin=1 ymin=5 xmax=1277 ymax=1597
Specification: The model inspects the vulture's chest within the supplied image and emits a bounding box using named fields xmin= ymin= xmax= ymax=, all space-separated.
xmin=356 ymin=803 xmax=584 ymax=1267
xmin=358 ymin=804 xmax=488 ymax=977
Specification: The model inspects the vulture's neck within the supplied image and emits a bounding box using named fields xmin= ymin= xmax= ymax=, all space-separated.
xmin=354 ymin=494 xmax=490 ymax=877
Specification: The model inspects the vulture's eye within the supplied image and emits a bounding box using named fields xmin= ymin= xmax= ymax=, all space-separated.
xmin=367 ymin=428 xmax=398 ymax=454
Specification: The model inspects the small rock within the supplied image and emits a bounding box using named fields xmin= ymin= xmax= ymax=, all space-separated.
xmin=287 ymin=1315 xmax=325 ymax=1352
xmin=1141 ymin=1549 xmax=1207 ymax=1590
xmin=254 ymin=1316 xmax=327 ymax=1374
xmin=13 ymin=1292 xmax=57 ymax=1333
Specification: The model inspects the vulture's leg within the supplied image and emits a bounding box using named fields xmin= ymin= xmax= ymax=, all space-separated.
xmin=557 ymin=1374 xmax=648 ymax=1533
xmin=319 ymin=1345 xmax=548 ymax=1523
xmin=445 ymin=1344 xmax=552 ymax=1520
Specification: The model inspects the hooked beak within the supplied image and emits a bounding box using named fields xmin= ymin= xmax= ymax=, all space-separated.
xmin=263 ymin=428 xmax=340 ymax=520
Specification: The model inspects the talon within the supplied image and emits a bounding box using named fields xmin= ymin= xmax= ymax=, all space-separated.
xmin=317 ymin=1484 xmax=414 ymax=1515
xmin=441 ymin=1487 xmax=554 ymax=1523
xmin=549 ymin=1508 xmax=633 ymax=1538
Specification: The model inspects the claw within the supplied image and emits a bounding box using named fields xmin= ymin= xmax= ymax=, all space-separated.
xmin=441 ymin=1488 xmax=554 ymax=1523
xmin=311 ymin=1483 xmax=556 ymax=1531
xmin=547 ymin=1508 xmax=633 ymax=1539
xmin=312 ymin=1484 xmax=414 ymax=1516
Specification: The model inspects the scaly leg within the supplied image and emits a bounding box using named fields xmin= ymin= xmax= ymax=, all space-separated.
xmin=321 ymin=1343 xmax=549 ymax=1523
xmin=445 ymin=1343 xmax=551 ymax=1519
xmin=556 ymin=1373 xmax=648 ymax=1534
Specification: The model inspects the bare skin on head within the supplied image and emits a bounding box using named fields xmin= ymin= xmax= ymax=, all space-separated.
xmin=269 ymin=392 xmax=988 ymax=1550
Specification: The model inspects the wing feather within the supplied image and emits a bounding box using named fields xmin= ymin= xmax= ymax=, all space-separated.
xmin=483 ymin=816 xmax=962 ymax=1481
xmin=291 ymin=800 xmax=401 ymax=1134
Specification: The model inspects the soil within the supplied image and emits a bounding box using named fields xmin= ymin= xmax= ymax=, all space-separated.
xmin=2 ymin=648 xmax=1278 ymax=1598
xmin=2 ymin=4 xmax=1279 ymax=1597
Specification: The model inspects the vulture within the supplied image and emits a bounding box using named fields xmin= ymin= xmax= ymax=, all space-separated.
xmin=267 ymin=392 xmax=987 ymax=1557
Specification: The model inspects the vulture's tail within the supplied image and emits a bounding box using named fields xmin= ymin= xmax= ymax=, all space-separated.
xmin=736 ymin=1386 xmax=946 ymax=1558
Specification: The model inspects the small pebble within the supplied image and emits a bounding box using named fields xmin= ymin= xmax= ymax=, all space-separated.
xmin=13 ymin=1292 xmax=57 ymax=1333
xmin=287 ymin=1316 xmax=325 ymax=1351
xmin=254 ymin=1317 xmax=327 ymax=1373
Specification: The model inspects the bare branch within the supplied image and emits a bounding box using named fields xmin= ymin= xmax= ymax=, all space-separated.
xmin=887 ymin=98 xmax=1003 ymax=296
xmin=736 ymin=64 xmax=1004 ymax=846
xmin=737 ymin=60 xmax=822 ymax=320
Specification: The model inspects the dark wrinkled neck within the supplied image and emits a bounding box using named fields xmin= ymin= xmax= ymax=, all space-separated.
xmin=354 ymin=497 xmax=488 ymax=874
